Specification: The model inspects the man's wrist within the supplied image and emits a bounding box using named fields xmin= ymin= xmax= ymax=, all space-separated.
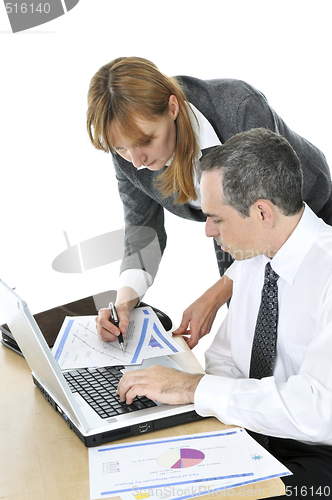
xmin=186 ymin=373 xmax=205 ymax=403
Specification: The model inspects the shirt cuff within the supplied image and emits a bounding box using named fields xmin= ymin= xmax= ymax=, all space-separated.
xmin=194 ymin=374 xmax=236 ymax=423
xmin=118 ymin=269 xmax=153 ymax=299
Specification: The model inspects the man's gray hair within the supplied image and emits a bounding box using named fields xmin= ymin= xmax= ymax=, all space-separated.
xmin=200 ymin=128 xmax=304 ymax=217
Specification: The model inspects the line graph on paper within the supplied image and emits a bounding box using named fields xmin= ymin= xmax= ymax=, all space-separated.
xmin=53 ymin=316 xmax=130 ymax=370
xmin=73 ymin=321 xmax=125 ymax=358
xmin=52 ymin=313 xmax=151 ymax=370
xmin=69 ymin=317 xmax=138 ymax=363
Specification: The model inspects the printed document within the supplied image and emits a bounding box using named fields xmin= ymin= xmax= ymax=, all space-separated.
xmin=88 ymin=428 xmax=291 ymax=500
xmin=52 ymin=306 xmax=183 ymax=370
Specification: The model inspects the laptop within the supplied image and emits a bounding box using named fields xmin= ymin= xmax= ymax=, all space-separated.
xmin=0 ymin=279 xmax=202 ymax=447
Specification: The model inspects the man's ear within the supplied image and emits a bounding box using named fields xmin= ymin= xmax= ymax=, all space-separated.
xmin=252 ymin=200 xmax=275 ymax=228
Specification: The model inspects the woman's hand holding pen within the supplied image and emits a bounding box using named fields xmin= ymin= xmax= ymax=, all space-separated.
xmin=173 ymin=276 xmax=233 ymax=349
xmin=95 ymin=286 xmax=140 ymax=342
xmin=95 ymin=307 xmax=123 ymax=342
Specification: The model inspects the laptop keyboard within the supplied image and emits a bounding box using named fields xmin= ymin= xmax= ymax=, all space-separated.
xmin=64 ymin=366 xmax=157 ymax=419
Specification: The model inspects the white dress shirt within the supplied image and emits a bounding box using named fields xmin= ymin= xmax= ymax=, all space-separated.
xmin=118 ymin=103 xmax=221 ymax=299
xmin=195 ymin=204 xmax=332 ymax=445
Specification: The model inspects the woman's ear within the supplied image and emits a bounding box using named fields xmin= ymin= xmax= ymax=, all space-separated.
xmin=168 ymin=95 xmax=180 ymax=120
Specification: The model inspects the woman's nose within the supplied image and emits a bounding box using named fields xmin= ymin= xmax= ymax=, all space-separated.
xmin=128 ymin=147 xmax=147 ymax=169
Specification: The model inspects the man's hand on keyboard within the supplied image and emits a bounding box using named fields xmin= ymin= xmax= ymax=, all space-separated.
xmin=117 ymin=365 xmax=204 ymax=406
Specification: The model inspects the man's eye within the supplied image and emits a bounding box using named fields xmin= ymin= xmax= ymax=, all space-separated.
xmin=213 ymin=219 xmax=221 ymax=224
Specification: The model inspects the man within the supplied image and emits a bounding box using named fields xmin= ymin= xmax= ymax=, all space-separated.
xmin=117 ymin=128 xmax=332 ymax=497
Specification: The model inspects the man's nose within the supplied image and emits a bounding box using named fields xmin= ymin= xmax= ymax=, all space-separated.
xmin=205 ymin=217 xmax=219 ymax=238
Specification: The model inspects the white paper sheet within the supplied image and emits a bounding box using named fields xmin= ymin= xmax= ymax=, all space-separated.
xmin=89 ymin=429 xmax=252 ymax=499
xmin=52 ymin=307 xmax=183 ymax=370
xmin=158 ymin=431 xmax=291 ymax=500
xmin=88 ymin=428 xmax=291 ymax=500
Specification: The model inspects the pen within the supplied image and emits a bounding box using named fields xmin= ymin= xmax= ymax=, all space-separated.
xmin=109 ymin=302 xmax=125 ymax=352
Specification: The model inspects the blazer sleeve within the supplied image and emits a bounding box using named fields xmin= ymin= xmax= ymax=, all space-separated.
xmin=112 ymin=154 xmax=167 ymax=283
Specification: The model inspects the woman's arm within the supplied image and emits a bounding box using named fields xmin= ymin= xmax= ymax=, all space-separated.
xmin=96 ymin=156 xmax=168 ymax=341
xmin=113 ymin=155 xmax=167 ymax=281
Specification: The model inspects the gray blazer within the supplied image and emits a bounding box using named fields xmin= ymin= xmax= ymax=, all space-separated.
xmin=112 ymin=77 xmax=332 ymax=280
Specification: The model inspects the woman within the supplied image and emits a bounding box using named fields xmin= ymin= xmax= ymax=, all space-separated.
xmin=87 ymin=56 xmax=332 ymax=347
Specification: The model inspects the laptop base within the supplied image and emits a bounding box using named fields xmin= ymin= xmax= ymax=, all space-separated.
xmin=33 ymin=374 xmax=203 ymax=447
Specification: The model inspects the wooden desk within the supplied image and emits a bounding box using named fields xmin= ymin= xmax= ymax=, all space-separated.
xmin=0 ymin=340 xmax=285 ymax=499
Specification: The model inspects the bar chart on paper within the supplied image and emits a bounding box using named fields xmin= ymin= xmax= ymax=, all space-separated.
xmin=157 ymin=448 xmax=205 ymax=469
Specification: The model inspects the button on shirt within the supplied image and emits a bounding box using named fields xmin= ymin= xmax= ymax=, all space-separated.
xmin=195 ymin=205 xmax=332 ymax=445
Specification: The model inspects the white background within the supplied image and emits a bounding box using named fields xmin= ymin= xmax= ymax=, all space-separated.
xmin=0 ymin=0 xmax=331 ymax=366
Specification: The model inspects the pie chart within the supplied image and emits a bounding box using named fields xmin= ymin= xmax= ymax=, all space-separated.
xmin=157 ymin=448 xmax=205 ymax=469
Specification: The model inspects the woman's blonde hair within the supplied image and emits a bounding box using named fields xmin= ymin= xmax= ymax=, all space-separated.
xmin=87 ymin=56 xmax=199 ymax=203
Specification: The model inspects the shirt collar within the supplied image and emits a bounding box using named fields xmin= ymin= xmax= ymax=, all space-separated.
xmin=184 ymin=103 xmax=221 ymax=208
xmin=186 ymin=102 xmax=221 ymax=160
xmin=271 ymin=204 xmax=322 ymax=285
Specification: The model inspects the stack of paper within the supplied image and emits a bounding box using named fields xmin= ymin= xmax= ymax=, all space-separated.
xmin=52 ymin=307 xmax=184 ymax=370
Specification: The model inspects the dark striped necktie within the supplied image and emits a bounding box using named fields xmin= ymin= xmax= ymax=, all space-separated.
xmin=248 ymin=261 xmax=279 ymax=448
xmin=249 ymin=262 xmax=279 ymax=379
